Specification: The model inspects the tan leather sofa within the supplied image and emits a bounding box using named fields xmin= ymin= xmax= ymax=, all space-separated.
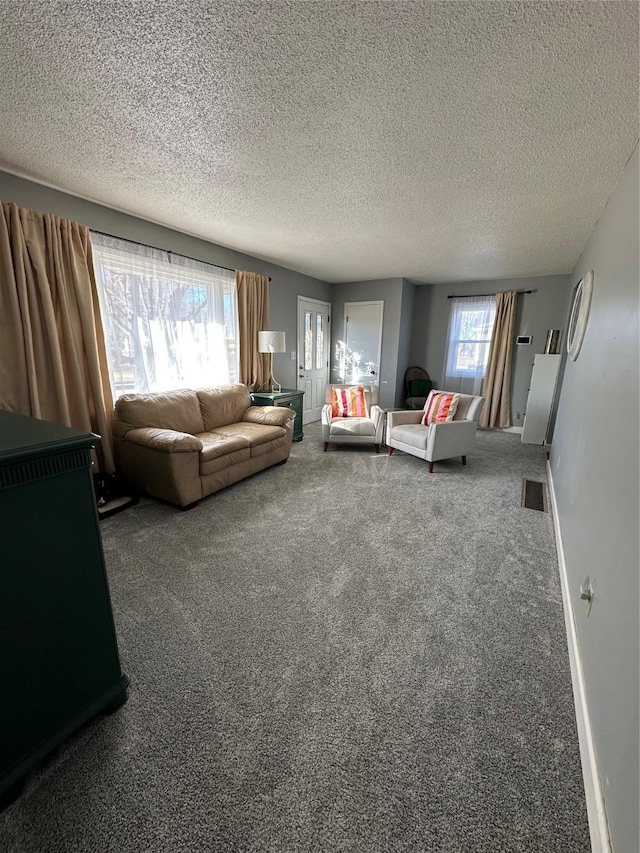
xmin=113 ymin=384 xmax=295 ymax=507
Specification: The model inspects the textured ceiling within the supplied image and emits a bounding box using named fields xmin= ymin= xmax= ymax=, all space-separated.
xmin=0 ymin=1 xmax=638 ymax=284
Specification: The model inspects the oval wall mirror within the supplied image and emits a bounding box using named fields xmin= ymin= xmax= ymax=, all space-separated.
xmin=567 ymin=270 xmax=594 ymax=361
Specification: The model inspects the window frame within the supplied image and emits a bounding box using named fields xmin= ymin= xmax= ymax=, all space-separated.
xmin=445 ymin=297 xmax=497 ymax=379
xmin=91 ymin=235 xmax=238 ymax=398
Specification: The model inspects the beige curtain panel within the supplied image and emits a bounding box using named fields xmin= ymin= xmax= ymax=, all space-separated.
xmin=0 ymin=202 xmax=115 ymax=471
xmin=236 ymin=270 xmax=270 ymax=391
xmin=479 ymin=290 xmax=517 ymax=429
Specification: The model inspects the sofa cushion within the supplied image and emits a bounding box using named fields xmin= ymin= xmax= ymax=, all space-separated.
xmin=329 ymin=417 xmax=376 ymax=437
xmin=250 ymin=432 xmax=289 ymax=458
xmin=195 ymin=431 xmax=250 ymax=462
xmin=199 ymin=447 xmax=251 ymax=477
xmin=452 ymin=394 xmax=485 ymax=422
xmin=213 ymin=422 xmax=286 ymax=447
xmin=390 ymin=424 xmax=430 ymax=450
xmin=114 ymin=389 xmax=204 ymax=436
xmin=126 ymin=427 xmax=203 ymax=453
xmin=243 ymin=406 xmax=295 ymax=427
xmin=197 ymin=385 xmax=252 ymax=431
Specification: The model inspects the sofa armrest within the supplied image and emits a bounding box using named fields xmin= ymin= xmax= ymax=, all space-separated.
xmin=370 ymin=404 xmax=384 ymax=425
xmin=427 ymin=419 xmax=478 ymax=460
xmin=387 ymin=410 xmax=423 ymax=429
xmin=242 ymin=406 xmax=296 ymax=426
xmin=124 ymin=427 xmax=203 ymax=453
xmin=321 ymin=403 xmax=333 ymax=441
xmin=370 ymin=404 xmax=385 ymax=441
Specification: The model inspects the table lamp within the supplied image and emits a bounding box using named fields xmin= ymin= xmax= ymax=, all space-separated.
xmin=258 ymin=331 xmax=286 ymax=393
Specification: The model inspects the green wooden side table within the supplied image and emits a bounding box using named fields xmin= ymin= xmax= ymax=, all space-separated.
xmin=0 ymin=411 xmax=129 ymax=802
xmin=250 ymin=389 xmax=304 ymax=442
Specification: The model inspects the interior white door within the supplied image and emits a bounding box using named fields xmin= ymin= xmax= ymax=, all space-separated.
xmin=340 ymin=301 xmax=384 ymax=385
xmin=297 ymin=297 xmax=331 ymax=424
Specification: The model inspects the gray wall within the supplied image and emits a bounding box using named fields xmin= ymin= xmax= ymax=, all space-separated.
xmin=550 ymin=144 xmax=639 ymax=853
xmin=0 ymin=169 xmax=572 ymax=419
xmin=0 ymin=170 xmax=333 ymax=392
xmin=330 ymin=278 xmax=404 ymax=409
xmin=410 ymin=275 xmax=571 ymax=426
xmin=396 ymin=279 xmax=416 ymax=407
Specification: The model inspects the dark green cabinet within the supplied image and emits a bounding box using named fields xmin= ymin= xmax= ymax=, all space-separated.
xmin=250 ymin=389 xmax=305 ymax=442
xmin=0 ymin=411 xmax=128 ymax=799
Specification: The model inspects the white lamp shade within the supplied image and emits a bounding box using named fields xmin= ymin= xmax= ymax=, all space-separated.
xmin=258 ymin=331 xmax=286 ymax=353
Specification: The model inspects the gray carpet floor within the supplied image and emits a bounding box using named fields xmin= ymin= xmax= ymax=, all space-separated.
xmin=0 ymin=423 xmax=590 ymax=852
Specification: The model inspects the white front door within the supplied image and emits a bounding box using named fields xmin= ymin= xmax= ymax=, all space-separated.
xmin=339 ymin=301 xmax=384 ymax=385
xmin=297 ymin=297 xmax=331 ymax=424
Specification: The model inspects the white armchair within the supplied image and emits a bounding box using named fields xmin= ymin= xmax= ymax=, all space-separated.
xmin=386 ymin=393 xmax=485 ymax=472
xmin=321 ymin=384 xmax=385 ymax=452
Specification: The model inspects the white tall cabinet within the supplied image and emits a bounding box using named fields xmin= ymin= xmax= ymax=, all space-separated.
xmin=521 ymin=354 xmax=562 ymax=445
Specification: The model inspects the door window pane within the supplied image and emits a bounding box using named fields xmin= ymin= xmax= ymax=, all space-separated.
xmin=315 ymin=314 xmax=324 ymax=370
xmin=304 ymin=311 xmax=313 ymax=371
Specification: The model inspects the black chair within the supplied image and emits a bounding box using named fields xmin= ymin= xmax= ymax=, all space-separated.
xmin=404 ymin=366 xmax=433 ymax=409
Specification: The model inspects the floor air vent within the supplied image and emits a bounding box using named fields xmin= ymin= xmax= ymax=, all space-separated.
xmin=521 ymin=479 xmax=547 ymax=512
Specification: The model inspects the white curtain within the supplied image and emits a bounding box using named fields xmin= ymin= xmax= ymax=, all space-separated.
xmin=442 ymin=295 xmax=497 ymax=394
xmin=91 ymin=234 xmax=238 ymax=397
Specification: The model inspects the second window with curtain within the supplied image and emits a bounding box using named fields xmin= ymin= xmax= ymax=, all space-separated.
xmin=443 ymin=295 xmax=496 ymax=394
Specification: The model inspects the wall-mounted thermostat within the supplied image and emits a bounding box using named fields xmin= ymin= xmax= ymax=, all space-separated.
xmin=516 ymin=335 xmax=532 ymax=345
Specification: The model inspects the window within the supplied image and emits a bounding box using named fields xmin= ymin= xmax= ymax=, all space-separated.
xmin=443 ymin=296 xmax=496 ymax=389
xmin=315 ymin=313 xmax=324 ymax=370
xmin=91 ymin=234 xmax=238 ymax=397
xmin=304 ymin=311 xmax=313 ymax=371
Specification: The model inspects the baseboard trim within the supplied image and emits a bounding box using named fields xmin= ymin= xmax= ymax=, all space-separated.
xmin=546 ymin=462 xmax=611 ymax=853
